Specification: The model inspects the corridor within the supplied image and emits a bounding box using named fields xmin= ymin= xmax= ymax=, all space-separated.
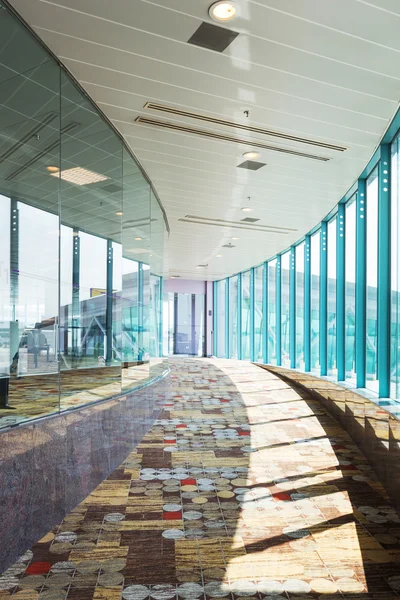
xmin=1 ymin=359 xmax=400 ymax=598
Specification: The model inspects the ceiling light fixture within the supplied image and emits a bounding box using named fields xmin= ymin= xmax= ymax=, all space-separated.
xmin=134 ymin=237 xmax=143 ymax=241
xmin=216 ymin=254 xmax=222 ymax=258
xmin=241 ymin=196 xmax=253 ymax=213
xmin=232 ymin=237 xmax=239 ymax=240
xmin=47 ymin=165 xmax=59 ymax=173
xmin=116 ymin=211 xmax=123 ymax=216
xmin=242 ymin=151 xmax=259 ymax=160
xmin=50 ymin=166 xmax=109 ymax=186
xmin=209 ymin=1 xmax=237 ymax=22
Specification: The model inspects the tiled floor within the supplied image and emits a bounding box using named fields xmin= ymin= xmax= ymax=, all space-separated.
xmin=1 ymin=358 xmax=400 ymax=599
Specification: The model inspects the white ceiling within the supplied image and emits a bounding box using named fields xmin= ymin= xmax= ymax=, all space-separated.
xmin=9 ymin=0 xmax=400 ymax=280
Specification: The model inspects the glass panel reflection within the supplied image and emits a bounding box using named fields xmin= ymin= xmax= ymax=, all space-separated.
xmin=0 ymin=4 xmax=166 ymax=428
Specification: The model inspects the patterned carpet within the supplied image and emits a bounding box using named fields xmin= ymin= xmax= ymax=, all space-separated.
xmin=1 ymin=358 xmax=400 ymax=599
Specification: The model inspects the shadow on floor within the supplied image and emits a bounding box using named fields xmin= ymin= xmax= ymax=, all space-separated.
xmin=0 ymin=358 xmax=400 ymax=598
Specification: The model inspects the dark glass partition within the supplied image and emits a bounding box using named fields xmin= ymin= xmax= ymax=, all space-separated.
xmin=0 ymin=4 xmax=167 ymax=429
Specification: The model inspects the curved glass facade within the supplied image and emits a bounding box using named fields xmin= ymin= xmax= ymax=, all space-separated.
xmin=0 ymin=5 xmax=167 ymax=429
xmin=214 ymin=109 xmax=400 ymax=402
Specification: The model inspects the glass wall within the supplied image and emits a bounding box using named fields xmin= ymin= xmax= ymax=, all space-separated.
xmin=213 ymin=118 xmax=400 ymax=404
xmin=345 ymin=198 xmax=356 ymax=380
xmin=254 ymin=265 xmax=264 ymax=362
xmin=0 ymin=5 xmax=167 ymax=429
xmin=295 ymin=243 xmax=305 ymax=369
xmin=366 ymin=168 xmax=379 ymax=392
xmin=241 ymin=271 xmax=251 ymax=360
xmin=311 ymin=231 xmax=321 ymax=373
xmin=213 ymin=110 xmax=400 ymax=407
xmin=327 ymin=217 xmax=337 ymax=377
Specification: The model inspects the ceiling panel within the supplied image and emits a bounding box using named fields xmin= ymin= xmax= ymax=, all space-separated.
xmin=9 ymin=0 xmax=400 ymax=279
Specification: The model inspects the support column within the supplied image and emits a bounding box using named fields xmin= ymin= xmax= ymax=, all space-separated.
xmin=337 ymin=204 xmax=346 ymax=381
xmin=356 ymin=180 xmax=367 ymax=388
xmin=276 ymin=255 xmax=282 ymax=366
xmin=106 ymin=240 xmax=113 ymax=364
xmin=72 ymin=228 xmax=80 ymax=360
xmin=290 ymin=247 xmax=296 ymax=369
xmin=237 ymin=273 xmax=242 ymax=360
xmin=378 ymin=145 xmax=391 ymax=397
xmin=320 ymin=222 xmax=328 ymax=376
xmin=304 ymin=235 xmax=311 ymax=372
xmin=262 ymin=261 xmax=268 ymax=364
xmin=250 ymin=268 xmax=255 ymax=362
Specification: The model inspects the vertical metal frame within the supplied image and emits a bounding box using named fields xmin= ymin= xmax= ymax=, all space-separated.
xmin=262 ymin=261 xmax=268 ymax=364
xmin=336 ymin=204 xmax=346 ymax=380
xmin=356 ymin=180 xmax=367 ymax=388
xmin=276 ymin=255 xmax=282 ymax=365
xmin=225 ymin=278 xmax=230 ymax=358
xmin=72 ymin=227 xmax=80 ymax=358
xmin=378 ymin=145 xmax=391 ymax=397
xmin=8 ymin=199 xmax=19 ymax=403
xmin=213 ymin=281 xmax=218 ymax=357
xmin=290 ymin=247 xmax=296 ymax=369
xmin=173 ymin=292 xmax=178 ymax=356
xmin=138 ymin=262 xmax=144 ymax=358
xmin=159 ymin=277 xmax=163 ymax=357
xmin=320 ymin=221 xmax=328 ymax=376
xmin=191 ymin=294 xmax=196 ymax=356
xmin=250 ymin=268 xmax=255 ymax=362
xmin=304 ymin=235 xmax=311 ymax=371
xmin=237 ymin=273 xmax=242 ymax=360
xmin=106 ymin=240 xmax=113 ymax=364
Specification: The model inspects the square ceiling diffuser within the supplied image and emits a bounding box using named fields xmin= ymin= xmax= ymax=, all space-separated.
xmin=188 ymin=22 xmax=239 ymax=53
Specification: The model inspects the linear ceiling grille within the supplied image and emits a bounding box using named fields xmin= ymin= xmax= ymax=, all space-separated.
xmin=184 ymin=215 xmax=297 ymax=232
xmin=143 ymin=102 xmax=347 ymax=152
xmin=135 ymin=116 xmax=330 ymax=161
xmin=179 ymin=218 xmax=296 ymax=234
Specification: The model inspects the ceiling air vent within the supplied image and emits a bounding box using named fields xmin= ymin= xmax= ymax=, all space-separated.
xmin=179 ymin=215 xmax=296 ymax=234
xmin=135 ymin=117 xmax=330 ymax=161
xmin=241 ymin=217 xmax=260 ymax=223
xmin=237 ymin=160 xmax=266 ymax=171
xmin=143 ymin=102 xmax=347 ymax=152
xmin=197 ymin=264 xmax=208 ymax=268
xmin=222 ymin=244 xmax=235 ymax=248
xmin=188 ymin=22 xmax=239 ymax=53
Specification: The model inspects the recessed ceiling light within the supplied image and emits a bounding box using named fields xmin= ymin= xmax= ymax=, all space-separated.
xmin=216 ymin=254 xmax=222 ymax=258
xmin=50 ymin=166 xmax=109 ymax=186
xmin=242 ymin=151 xmax=260 ymax=160
xmin=47 ymin=165 xmax=59 ymax=173
xmin=241 ymin=207 xmax=253 ymax=212
xmin=134 ymin=237 xmax=143 ymax=241
xmin=209 ymin=1 xmax=237 ymax=22
xmin=232 ymin=237 xmax=239 ymax=240
xmin=116 ymin=211 xmax=123 ymax=216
